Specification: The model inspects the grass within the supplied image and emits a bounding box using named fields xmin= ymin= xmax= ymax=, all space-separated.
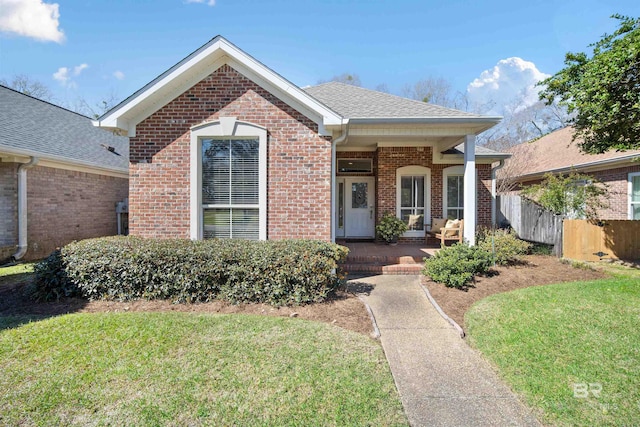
xmin=466 ymin=266 xmax=640 ymax=426
xmin=0 ymin=262 xmax=34 ymax=278
xmin=0 ymin=312 xmax=407 ymax=426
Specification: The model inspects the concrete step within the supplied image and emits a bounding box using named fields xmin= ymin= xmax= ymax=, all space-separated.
xmin=341 ymin=263 xmax=424 ymax=276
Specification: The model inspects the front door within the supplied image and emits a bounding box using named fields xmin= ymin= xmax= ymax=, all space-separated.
xmin=343 ymin=177 xmax=375 ymax=238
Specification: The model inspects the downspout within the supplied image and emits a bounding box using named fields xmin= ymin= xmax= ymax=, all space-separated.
xmin=331 ymin=121 xmax=350 ymax=242
xmin=12 ymin=157 xmax=39 ymax=260
xmin=491 ymin=159 xmax=505 ymax=227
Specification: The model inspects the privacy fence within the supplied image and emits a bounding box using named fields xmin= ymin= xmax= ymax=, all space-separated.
xmin=498 ymin=195 xmax=640 ymax=261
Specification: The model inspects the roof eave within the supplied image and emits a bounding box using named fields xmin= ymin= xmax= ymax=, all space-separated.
xmin=513 ymin=154 xmax=640 ymax=181
xmin=95 ymin=36 xmax=342 ymax=136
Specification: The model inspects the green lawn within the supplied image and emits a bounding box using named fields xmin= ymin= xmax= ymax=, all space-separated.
xmin=466 ymin=268 xmax=640 ymax=426
xmin=0 ymin=312 xmax=407 ymax=426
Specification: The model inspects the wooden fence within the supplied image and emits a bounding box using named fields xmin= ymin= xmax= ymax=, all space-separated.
xmin=563 ymin=220 xmax=640 ymax=262
xmin=498 ymin=195 xmax=564 ymax=256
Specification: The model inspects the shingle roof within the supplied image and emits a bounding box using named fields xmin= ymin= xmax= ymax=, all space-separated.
xmin=507 ymin=127 xmax=640 ymax=177
xmin=304 ymin=82 xmax=490 ymax=119
xmin=444 ymin=144 xmax=510 ymax=157
xmin=0 ymin=85 xmax=129 ymax=172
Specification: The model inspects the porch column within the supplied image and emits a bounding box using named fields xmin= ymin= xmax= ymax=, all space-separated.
xmin=463 ymin=134 xmax=476 ymax=245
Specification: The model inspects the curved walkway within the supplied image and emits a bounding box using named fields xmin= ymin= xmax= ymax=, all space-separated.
xmin=349 ymin=275 xmax=540 ymax=427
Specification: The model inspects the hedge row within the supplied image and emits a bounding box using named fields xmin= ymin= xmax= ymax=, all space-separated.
xmin=34 ymin=237 xmax=349 ymax=306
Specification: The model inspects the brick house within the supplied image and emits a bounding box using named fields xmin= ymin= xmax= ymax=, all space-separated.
xmin=96 ymin=36 xmax=508 ymax=244
xmin=503 ymin=127 xmax=640 ymax=220
xmin=0 ymin=86 xmax=129 ymax=261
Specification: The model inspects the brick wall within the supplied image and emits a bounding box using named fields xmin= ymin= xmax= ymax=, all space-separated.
xmin=2 ymin=165 xmax=128 ymax=261
xmin=376 ymin=146 xmax=493 ymax=239
xmin=129 ymin=64 xmax=332 ymax=241
xmin=0 ymin=163 xmax=18 ymax=260
xmin=517 ymin=164 xmax=640 ymax=220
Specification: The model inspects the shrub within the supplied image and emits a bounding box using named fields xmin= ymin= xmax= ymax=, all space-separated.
xmin=33 ymin=237 xmax=348 ymax=306
xmin=423 ymin=243 xmax=493 ymax=288
xmin=375 ymin=212 xmax=408 ymax=243
xmin=476 ymin=227 xmax=532 ymax=265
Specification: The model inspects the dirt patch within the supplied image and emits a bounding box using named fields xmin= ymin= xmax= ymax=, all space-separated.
xmin=423 ymin=255 xmax=607 ymax=329
xmin=0 ymin=277 xmax=374 ymax=336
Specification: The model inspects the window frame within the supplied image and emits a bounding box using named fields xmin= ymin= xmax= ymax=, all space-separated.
xmin=442 ymin=165 xmax=465 ymax=220
xmin=190 ymin=118 xmax=267 ymax=240
xmin=629 ymin=172 xmax=640 ymax=220
xmin=396 ymin=165 xmax=431 ymax=238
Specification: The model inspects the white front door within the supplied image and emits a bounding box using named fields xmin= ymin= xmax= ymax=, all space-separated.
xmin=344 ymin=177 xmax=375 ymax=238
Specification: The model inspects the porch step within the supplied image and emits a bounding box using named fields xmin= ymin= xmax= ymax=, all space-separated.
xmin=340 ymin=254 xmax=426 ymax=276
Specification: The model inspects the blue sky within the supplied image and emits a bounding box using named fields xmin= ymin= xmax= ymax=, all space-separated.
xmin=0 ymin=0 xmax=638 ymax=114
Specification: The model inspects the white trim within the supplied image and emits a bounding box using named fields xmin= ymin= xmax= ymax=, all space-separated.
xmin=190 ymin=119 xmax=267 ymax=240
xmin=396 ymin=165 xmax=431 ymax=238
xmin=96 ymin=37 xmax=341 ymax=136
xmin=629 ymin=172 xmax=640 ymax=220
xmin=463 ymin=135 xmax=476 ymax=245
xmin=442 ymin=165 xmax=465 ymax=219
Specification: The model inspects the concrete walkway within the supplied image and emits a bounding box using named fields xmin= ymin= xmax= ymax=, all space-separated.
xmin=350 ymin=275 xmax=541 ymax=427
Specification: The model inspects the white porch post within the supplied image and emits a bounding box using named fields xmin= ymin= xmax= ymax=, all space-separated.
xmin=463 ymin=134 xmax=476 ymax=245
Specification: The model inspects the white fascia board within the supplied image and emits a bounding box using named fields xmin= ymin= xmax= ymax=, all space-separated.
xmin=0 ymin=146 xmax=128 ymax=177
xmin=95 ymin=37 xmax=342 ymax=135
xmin=515 ymin=155 xmax=640 ymax=181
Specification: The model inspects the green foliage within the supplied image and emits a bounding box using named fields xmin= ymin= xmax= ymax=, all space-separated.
xmin=477 ymin=227 xmax=532 ymax=265
xmin=33 ymin=237 xmax=348 ymax=306
xmin=521 ymin=171 xmax=608 ymax=219
xmin=539 ymin=15 xmax=640 ymax=153
xmin=423 ymin=243 xmax=493 ymax=288
xmin=375 ymin=212 xmax=409 ymax=243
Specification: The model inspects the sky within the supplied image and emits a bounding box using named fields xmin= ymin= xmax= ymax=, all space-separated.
xmin=0 ymin=0 xmax=638 ymax=116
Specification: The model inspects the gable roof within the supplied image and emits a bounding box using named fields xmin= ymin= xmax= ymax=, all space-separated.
xmin=96 ymin=36 xmax=343 ymax=136
xmin=305 ymin=82 xmax=490 ymax=120
xmin=0 ymin=85 xmax=129 ymax=174
xmin=507 ymin=126 xmax=640 ymax=179
xmin=444 ymin=143 xmax=510 ymax=159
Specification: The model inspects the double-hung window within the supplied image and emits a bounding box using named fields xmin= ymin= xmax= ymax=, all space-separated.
xmin=396 ymin=166 xmax=430 ymax=236
xmin=443 ymin=165 xmax=465 ymax=220
xmin=190 ymin=119 xmax=267 ymax=240
xmin=202 ymin=138 xmax=259 ymax=239
xmin=630 ymin=172 xmax=640 ymax=220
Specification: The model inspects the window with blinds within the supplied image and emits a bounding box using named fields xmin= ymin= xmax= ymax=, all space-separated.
xmin=202 ymin=138 xmax=259 ymax=239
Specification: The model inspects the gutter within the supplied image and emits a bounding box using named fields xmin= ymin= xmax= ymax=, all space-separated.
xmin=12 ymin=157 xmax=39 ymax=260
xmin=491 ymin=159 xmax=505 ymax=227
xmin=515 ymin=154 xmax=640 ymax=181
xmin=330 ymin=121 xmax=350 ymax=242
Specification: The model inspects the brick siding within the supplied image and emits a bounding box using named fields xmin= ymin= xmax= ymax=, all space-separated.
xmin=1 ymin=164 xmax=128 ymax=261
xmin=376 ymin=146 xmax=492 ymax=241
xmin=129 ymin=64 xmax=332 ymax=241
xmin=0 ymin=163 xmax=18 ymax=260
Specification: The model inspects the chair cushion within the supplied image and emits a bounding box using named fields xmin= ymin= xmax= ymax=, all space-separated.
xmin=444 ymin=219 xmax=460 ymax=237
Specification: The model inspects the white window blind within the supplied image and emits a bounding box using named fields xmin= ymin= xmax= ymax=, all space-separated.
xmin=202 ymin=138 xmax=259 ymax=239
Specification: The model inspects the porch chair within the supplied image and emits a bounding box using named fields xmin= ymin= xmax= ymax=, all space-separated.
xmin=434 ymin=219 xmax=464 ymax=246
xmin=425 ymin=218 xmax=448 ymax=240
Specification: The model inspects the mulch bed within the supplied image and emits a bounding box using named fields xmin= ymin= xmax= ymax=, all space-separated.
xmin=423 ymin=255 xmax=607 ymax=328
xmin=0 ymin=277 xmax=374 ymax=336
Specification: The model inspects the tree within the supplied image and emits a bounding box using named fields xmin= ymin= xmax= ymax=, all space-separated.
xmin=539 ymin=15 xmax=640 ymax=153
xmin=71 ymin=91 xmax=120 ymax=119
xmin=318 ymin=73 xmax=362 ymax=86
xmin=401 ymin=76 xmax=469 ymax=109
xmin=521 ymin=172 xmax=609 ymax=219
xmin=1 ymin=74 xmax=53 ymax=101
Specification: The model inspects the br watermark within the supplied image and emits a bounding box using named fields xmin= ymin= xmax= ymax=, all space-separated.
xmin=573 ymin=382 xmax=602 ymax=398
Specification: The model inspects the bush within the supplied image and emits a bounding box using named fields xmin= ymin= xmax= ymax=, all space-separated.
xmin=33 ymin=237 xmax=348 ymax=306
xmin=476 ymin=227 xmax=532 ymax=266
xmin=423 ymin=243 xmax=493 ymax=288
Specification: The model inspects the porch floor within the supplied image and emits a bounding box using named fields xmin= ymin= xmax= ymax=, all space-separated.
xmin=337 ymin=241 xmax=439 ymax=275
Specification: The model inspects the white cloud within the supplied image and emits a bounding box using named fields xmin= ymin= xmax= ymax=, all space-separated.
xmin=53 ymin=63 xmax=89 ymax=88
xmin=466 ymin=57 xmax=550 ymax=116
xmin=73 ymin=63 xmax=88 ymax=76
xmin=0 ymin=0 xmax=64 ymax=43
xmin=113 ymin=70 xmax=125 ymax=80
xmin=185 ymin=0 xmax=216 ymax=6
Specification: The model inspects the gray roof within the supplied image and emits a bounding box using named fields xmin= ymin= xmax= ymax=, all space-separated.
xmin=0 ymin=85 xmax=128 ymax=173
xmin=304 ymin=82 xmax=489 ymax=120
xmin=445 ymin=144 xmax=510 ymax=158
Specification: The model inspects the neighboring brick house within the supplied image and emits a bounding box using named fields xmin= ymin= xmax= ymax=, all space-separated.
xmin=502 ymin=126 xmax=640 ymax=220
xmin=0 ymin=86 xmax=129 ymax=261
xmin=96 ymin=36 xmax=508 ymax=245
